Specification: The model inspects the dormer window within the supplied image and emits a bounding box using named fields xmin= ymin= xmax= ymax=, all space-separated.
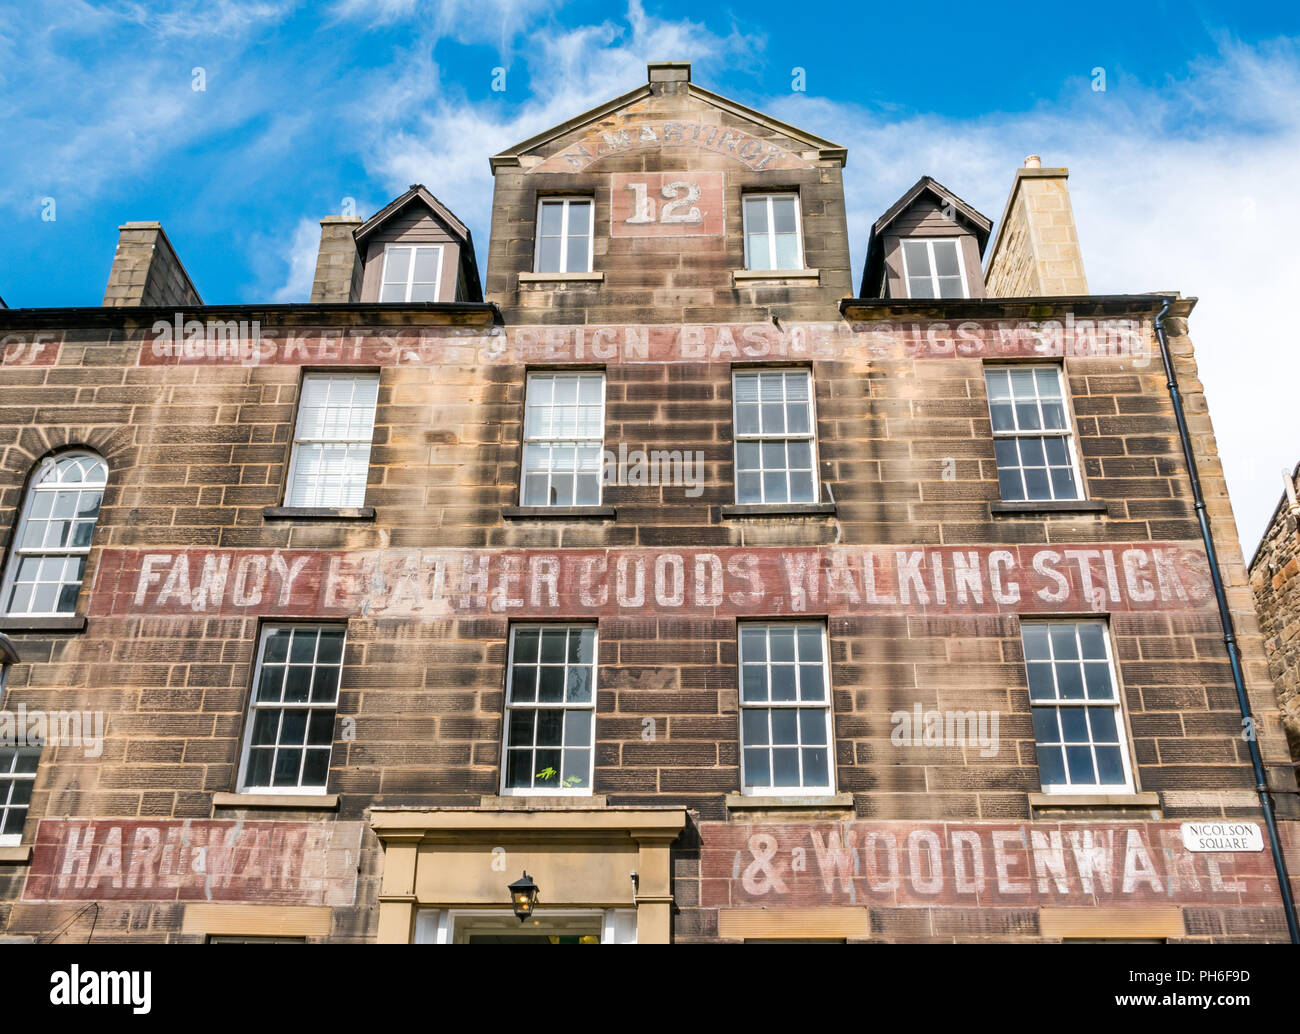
xmin=535 ymin=198 xmax=593 ymax=273
xmin=379 ymin=245 xmax=443 ymax=302
xmin=743 ymin=193 xmax=803 ymax=271
xmin=901 ymin=238 xmax=967 ymax=298
xmin=350 ymin=185 xmax=481 ymax=304
xmin=859 ymin=179 xmax=991 ymax=299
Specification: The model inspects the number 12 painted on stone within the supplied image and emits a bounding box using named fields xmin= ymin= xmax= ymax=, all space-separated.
xmin=610 ymin=171 xmax=724 ymax=237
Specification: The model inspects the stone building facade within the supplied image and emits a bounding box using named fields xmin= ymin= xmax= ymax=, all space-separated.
xmin=0 ymin=62 xmax=1296 ymax=944
xmin=1250 ymin=466 xmax=1300 ymax=763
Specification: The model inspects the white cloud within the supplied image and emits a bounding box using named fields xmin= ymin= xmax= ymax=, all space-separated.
xmin=115 ymin=0 xmax=293 ymax=40
xmin=765 ymin=40 xmax=1300 ymax=551
xmin=269 ymin=217 xmax=322 ymax=303
xmin=8 ymin=0 xmax=1297 ymax=552
xmin=351 ymin=17 xmax=1300 ymax=549
xmin=328 ymin=0 xmax=561 ymax=58
xmin=361 ymin=0 xmax=762 ymax=251
xmin=0 ymin=1 xmax=300 ymax=213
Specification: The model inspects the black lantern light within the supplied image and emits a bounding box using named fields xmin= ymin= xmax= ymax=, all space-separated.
xmin=508 ymin=871 xmax=539 ymax=922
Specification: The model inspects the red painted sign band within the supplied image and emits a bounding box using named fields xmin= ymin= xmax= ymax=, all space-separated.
xmin=700 ymin=821 xmax=1288 ymax=908
xmin=2 ymin=333 xmax=61 ymax=366
xmin=134 ymin=318 xmax=1152 ymax=367
xmin=90 ymin=543 xmax=1214 ymax=619
xmin=24 ymin=819 xmax=363 ymax=905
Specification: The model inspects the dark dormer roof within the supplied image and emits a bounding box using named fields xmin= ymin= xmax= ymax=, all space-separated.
xmin=355 ymin=184 xmax=482 ymax=301
xmin=859 ymin=176 xmax=993 ymax=298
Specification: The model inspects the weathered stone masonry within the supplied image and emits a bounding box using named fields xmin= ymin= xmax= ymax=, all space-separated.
xmin=0 ymin=61 xmax=1296 ymax=944
xmin=1250 ymin=465 xmax=1300 ymax=761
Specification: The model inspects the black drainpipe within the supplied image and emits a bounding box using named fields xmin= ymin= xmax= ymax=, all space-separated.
xmin=1154 ymin=295 xmax=1299 ymax=943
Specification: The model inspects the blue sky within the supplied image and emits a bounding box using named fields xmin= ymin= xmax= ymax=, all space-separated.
xmin=2 ymin=0 xmax=1299 ymax=547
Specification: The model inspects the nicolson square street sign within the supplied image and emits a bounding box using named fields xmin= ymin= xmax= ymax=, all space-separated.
xmin=1181 ymin=822 xmax=1265 ymax=853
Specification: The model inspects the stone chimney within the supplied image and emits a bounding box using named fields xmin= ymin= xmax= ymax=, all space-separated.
xmin=648 ymin=60 xmax=690 ymax=84
xmin=310 ymin=216 xmax=363 ymax=303
xmin=103 ymin=222 xmax=202 ymax=307
xmin=983 ymin=156 xmax=1088 ymax=297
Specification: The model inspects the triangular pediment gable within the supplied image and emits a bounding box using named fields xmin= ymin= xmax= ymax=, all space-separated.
xmin=355 ymin=185 xmax=472 ymax=245
xmin=491 ymin=68 xmax=846 ymax=175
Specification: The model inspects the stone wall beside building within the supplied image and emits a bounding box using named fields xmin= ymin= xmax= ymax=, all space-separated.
xmin=1250 ymin=465 xmax=1300 ymax=761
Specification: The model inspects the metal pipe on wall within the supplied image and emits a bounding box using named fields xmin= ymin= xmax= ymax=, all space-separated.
xmin=1153 ymin=294 xmax=1299 ymax=943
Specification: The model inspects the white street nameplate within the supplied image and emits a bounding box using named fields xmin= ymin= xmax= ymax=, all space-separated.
xmin=1180 ymin=821 xmax=1264 ymax=853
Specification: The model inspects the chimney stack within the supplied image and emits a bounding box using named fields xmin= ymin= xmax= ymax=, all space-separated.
xmin=647 ymin=61 xmax=691 ymax=84
xmin=310 ymin=217 xmax=363 ymax=303
xmin=102 ymin=222 xmax=202 ymax=307
xmin=983 ymin=157 xmax=1088 ymax=297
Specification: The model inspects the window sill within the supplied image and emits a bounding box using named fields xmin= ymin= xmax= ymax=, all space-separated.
xmin=262 ymin=506 xmax=376 ymax=521
xmin=480 ymin=794 xmax=608 ymax=809
xmin=725 ymin=793 xmax=854 ymax=811
xmin=502 ymin=505 xmax=615 ymax=520
xmin=0 ymin=616 xmax=87 ymax=633
xmin=212 ymin=792 xmax=339 ymax=810
xmin=721 ymin=502 xmax=837 ymax=518
xmin=518 ymin=271 xmax=604 ymax=284
xmin=990 ymin=500 xmax=1108 ymax=515
xmin=1029 ymin=791 xmax=1160 ymax=814
xmin=732 ymin=268 xmax=820 ymax=284
xmin=0 ymin=845 xmax=32 ymax=865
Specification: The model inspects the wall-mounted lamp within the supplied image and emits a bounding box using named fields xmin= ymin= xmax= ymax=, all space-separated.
xmin=508 ymin=871 xmax=539 ymax=922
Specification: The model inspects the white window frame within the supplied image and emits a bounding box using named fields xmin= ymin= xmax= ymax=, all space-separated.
xmin=899 ymin=237 xmax=969 ymax=299
xmin=1021 ymin=619 xmax=1136 ymax=795
xmin=742 ymin=193 xmax=805 ymax=271
xmin=500 ymin=623 xmax=597 ymax=797
xmin=0 ymin=744 xmax=40 ymax=846
xmin=985 ymin=364 xmax=1083 ymax=502
xmin=284 ymin=371 xmax=379 ymax=509
xmin=534 ymin=197 xmax=594 ymax=274
xmin=732 ymin=367 xmax=819 ymax=505
xmin=738 ymin=622 xmax=835 ymax=796
xmin=236 ymin=623 xmax=346 ymax=796
xmin=520 ymin=371 xmax=606 ymax=508
xmin=0 ymin=451 xmax=106 ymax=618
xmin=379 ymin=244 xmax=444 ymax=302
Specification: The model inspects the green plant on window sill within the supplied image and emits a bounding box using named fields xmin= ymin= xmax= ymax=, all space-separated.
xmin=535 ymin=766 xmax=584 ymax=788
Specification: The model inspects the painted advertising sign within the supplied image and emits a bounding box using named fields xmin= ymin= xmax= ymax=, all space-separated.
xmin=700 ymin=821 xmax=1285 ymax=908
xmin=609 ymin=171 xmax=725 ymax=238
xmin=1 ymin=333 xmax=61 ymax=366
xmin=89 ymin=543 xmax=1214 ymax=620
xmin=527 ymin=120 xmax=814 ymax=174
xmin=130 ymin=317 xmax=1151 ymax=367
xmin=23 ymin=819 xmax=363 ymax=906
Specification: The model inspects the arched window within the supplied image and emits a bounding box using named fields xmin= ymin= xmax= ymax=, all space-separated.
xmin=1 ymin=452 xmax=107 ymax=617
